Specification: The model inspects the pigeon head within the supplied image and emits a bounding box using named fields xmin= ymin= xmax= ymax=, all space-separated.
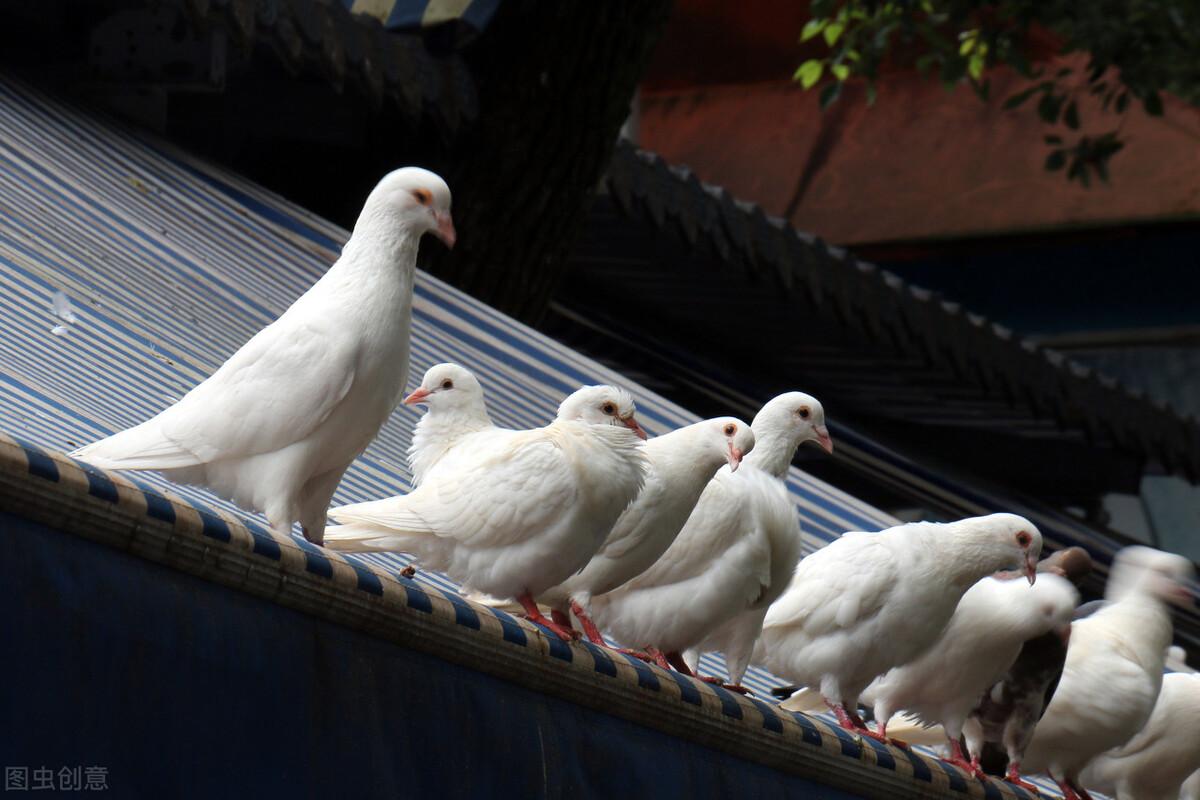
xmin=1038 ymin=546 xmax=1093 ymax=586
xmin=359 ymin=167 xmax=455 ymax=248
xmin=954 ymin=513 xmax=1043 ymax=584
xmin=403 ymin=363 xmax=483 ymax=410
xmin=704 ymin=416 xmax=755 ymax=472
xmin=1105 ymin=545 xmax=1195 ymax=606
xmin=1022 ymin=573 xmax=1080 ymax=639
xmin=751 ymin=392 xmax=833 ymax=455
xmin=558 ymin=385 xmax=646 ymax=440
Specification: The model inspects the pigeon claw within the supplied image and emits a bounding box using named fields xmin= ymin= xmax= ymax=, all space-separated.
xmin=697 ymin=675 xmax=753 ymax=695
xmin=517 ymin=593 xmax=579 ymax=642
xmin=568 ymin=599 xmax=607 ymax=645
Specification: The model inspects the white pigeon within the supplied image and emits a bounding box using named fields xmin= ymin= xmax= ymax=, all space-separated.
xmin=863 ymin=573 xmax=1077 ymax=774
xmin=1021 ymin=545 xmax=1194 ymax=800
xmin=323 ymin=385 xmax=649 ymax=640
xmin=1079 ymin=671 xmax=1200 ymax=800
xmin=537 ymin=416 xmax=756 ymax=643
xmin=587 ymin=392 xmax=833 ymax=686
xmin=400 ymin=363 xmax=497 ymax=486
xmin=71 ymin=168 xmax=456 ymax=544
xmin=759 ymin=513 xmax=1042 ymax=741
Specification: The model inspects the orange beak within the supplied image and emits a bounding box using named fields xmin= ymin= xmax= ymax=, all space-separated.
xmin=622 ymin=416 xmax=647 ymax=440
xmin=403 ymin=387 xmax=431 ymax=405
xmin=433 ymin=210 xmax=456 ymax=249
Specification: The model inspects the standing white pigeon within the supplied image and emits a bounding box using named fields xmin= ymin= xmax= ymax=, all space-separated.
xmin=1021 ymin=545 xmax=1194 ymax=800
xmin=1079 ymin=671 xmax=1200 ymax=800
xmin=535 ymin=416 xmax=756 ymax=644
xmin=679 ymin=393 xmax=836 ymax=689
xmin=323 ymin=385 xmax=649 ymax=640
xmin=588 ymin=392 xmax=833 ymax=687
xmin=759 ymin=513 xmax=1042 ymax=741
xmin=71 ymin=168 xmax=456 ymax=544
xmin=400 ymin=363 xmax=496 ymax=486
xmin=862 ymin=572 xmax=1077 ymax=776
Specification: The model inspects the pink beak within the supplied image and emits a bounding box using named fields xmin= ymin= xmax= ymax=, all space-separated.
xmin=815 ymin=425 xmax=834 ymax=454
xmin=1026 ymin=555 xmax=1038 ymax=585
xmin=622 ymin=415 xmax=647 ymax=440
xmin=433 ymin=210 xmax=456 ymax=249
xmin=728 ymin=444 xmax=744 ymax=472
xmin=403 ymin=387 xmax=431 ymax=405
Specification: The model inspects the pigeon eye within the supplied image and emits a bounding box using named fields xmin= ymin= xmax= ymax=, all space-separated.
xmin=412 ymin=188 xmax=432 ymax=206
xmin=723 ymin=424 xmax=736 ymax=436
xmin=601 ymin=402 xmax=616 ymax=415
xmin=798 ymin=407 xmax=811 ymax=420
xmin=441 ymin=379 xmax=453 ymax=390
xmin=1017 ymin=531 xmax=1032 ymax=547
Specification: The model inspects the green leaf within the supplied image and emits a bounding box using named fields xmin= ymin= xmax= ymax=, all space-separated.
xmin=795 ymin=59 xmax=825 ymax=90
xmin=1064 ymin=101 xmax=1080 ymax=129
xmin=1045 ymin=150 xmax=1067 ymax=171
xmin=831 ymin=63 xmax=850 ymax=81
xmin=968 ymin=53 xmax=984 ymax=81
xmin=819 ymin=80 xmax=842 ymax=109
xmin=1143 ymin=92 xmax=1164 ymax=116
xmin=959 ymin=34 xmax=976 ymax=56
xmin=801 ymin=19 xmax=827 ymax=42
xmin=823 ymin=21 xmax=844 ymax=46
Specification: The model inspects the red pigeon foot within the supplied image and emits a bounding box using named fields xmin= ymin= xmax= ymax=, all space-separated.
xmin=946 ymin=739 xmax=987 ymax=780
xmin=644 ymin=647 xmax=673 ymax=670
xmin=1054 ymin=777 xmax=1093 ymax=800
xmin=517 ymin=593 xmax=577 ymax=641
xmin=1003 ymin=763 xmax=1041 ymax=796
xmin=824 ymin=701 xmax=890 ymax=742
xmin=569 ymin=599 xmax=606 ymax=645
xmin=616 ymin=648 xmax=653 ymax=662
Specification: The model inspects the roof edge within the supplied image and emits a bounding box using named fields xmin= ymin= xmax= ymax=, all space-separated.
xmin=0 ymin=433 xmax=1016 ymax=799
xmin=605 ymin=141 xmax=1200 ymax=482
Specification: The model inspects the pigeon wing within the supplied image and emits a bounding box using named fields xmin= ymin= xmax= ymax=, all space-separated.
xmin=331 ymin=432 xmax=578 ymax=550
xmin=76 ymin=318 xmax=359 ymax=468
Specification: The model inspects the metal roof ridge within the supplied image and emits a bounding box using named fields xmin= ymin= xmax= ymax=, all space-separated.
xmin=606 ymin=141 xmax=1200 ymax=482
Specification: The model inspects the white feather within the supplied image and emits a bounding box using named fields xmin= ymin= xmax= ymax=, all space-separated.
xmin=326 ymin=386 xmax=649 ymax=601
xmin=758 ymin=513 xmax=1043 ymax=713
xmin=587 ymin=392 xmax=827 ymax=682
